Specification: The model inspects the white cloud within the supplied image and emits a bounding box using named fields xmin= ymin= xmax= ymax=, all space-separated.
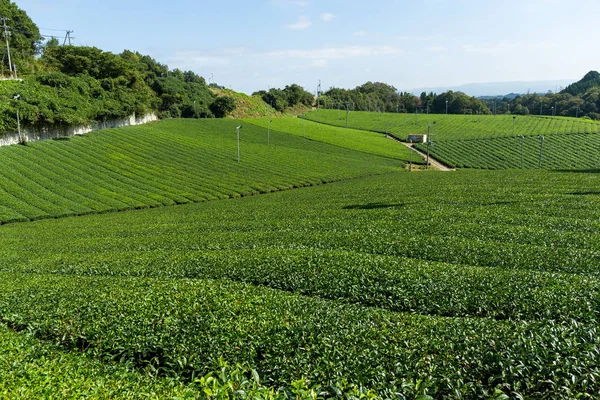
xmin=320 ymin=12 xmax=335 ymax=22
xmin=284 ymin=15 xmax=311 ymax=30
xmin=311 ymin=59 xmax=328 ymax=67
xmin=353 ymin=30 xmax=368 ymax=37
xmin=267 ymin=45 xmax=403 ymax=60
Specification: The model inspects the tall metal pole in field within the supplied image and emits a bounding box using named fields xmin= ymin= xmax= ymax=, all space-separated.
xmin=445 ymin=99 xmax=448 ymax=115
xmin=426 ymin=124 xmax=431 ymax=169
xmin=519 ymin=135 xmax=524 ymax=168
xmin=2 ymin=17 xmax=13 ymax=77
xmin=512 ymin=115 xmax=516 ymax=137
xmin=538 ymin=135 xmax=544 ymax=168
xmin=409 ymin=148 xmax=413 ymax=171
xmin=267 ymin=120 xmax=271 ymax=145
xmin=236 ymin=125 xmax=242 ymax=162
xmin=345 ymin=103 xmax=350 ymax=128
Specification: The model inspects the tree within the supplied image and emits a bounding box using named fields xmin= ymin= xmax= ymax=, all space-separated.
xmin=210 ymin=96 xmax=236 ymax=118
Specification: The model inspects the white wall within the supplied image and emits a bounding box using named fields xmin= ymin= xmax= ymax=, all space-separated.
xmin=0 ymin=113 xmax=159 ymax=147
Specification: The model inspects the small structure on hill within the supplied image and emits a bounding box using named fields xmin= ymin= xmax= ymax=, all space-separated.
xmin=407 ymin=134 xmax=427 ymax=143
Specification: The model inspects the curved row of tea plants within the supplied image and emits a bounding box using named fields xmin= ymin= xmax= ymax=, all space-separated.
xmin=414 ymin=131 xmax=600 ymax=169
xmin=243 ymin=117 xmax=411 ymax=161
xmin=0 ymin=118 xmax=402 ymax=224
xmin=2 ymin=170 xmax=600 ymax=397
xmin=1 ymin=272 xmax=599 ymax=399
xmin=301 ymin=109 xmax=600 ymax=141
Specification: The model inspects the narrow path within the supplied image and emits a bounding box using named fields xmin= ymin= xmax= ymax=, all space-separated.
xmin=400 ymin=142 xmax=455 ymax=171
xmin=385 ymin=134 xmax=455 ymax=171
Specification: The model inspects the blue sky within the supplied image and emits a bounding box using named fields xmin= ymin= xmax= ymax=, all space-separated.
xmin=14 ymin=0 xmax=600 ymax=94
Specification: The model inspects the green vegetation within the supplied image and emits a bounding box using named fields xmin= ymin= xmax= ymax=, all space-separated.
xmin=415 ymin=132 xmax=600 ymax=169
xmin=244 ymin=117 xmax=412 ymax=160
xmin=319 ymin=82 xmax=490 ymax=115
xmin=253 ymin=84 xmax=314 ymax=113
xmin=0 ymin=118 xmax=400 ymax=224
xmin=301 ymin=109 xmax=600 ymax=141
xmin=2 ymin=170 xmax=600 ymax=398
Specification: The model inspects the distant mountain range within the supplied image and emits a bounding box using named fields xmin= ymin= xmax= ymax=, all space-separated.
xmin=408 ymin=79 xmax=576 ymax=98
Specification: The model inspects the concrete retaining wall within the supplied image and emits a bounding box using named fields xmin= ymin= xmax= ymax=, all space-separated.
xmin=0 ymin=113 xmax=159 ymax=147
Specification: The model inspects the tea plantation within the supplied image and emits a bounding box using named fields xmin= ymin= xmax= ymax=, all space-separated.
xmin=302 ymin=109 xmax=600 ymax=141
xmin=0 ymin=119 xmax=407 ymax=224
xmin=2 ymin=159 xmax=600 ymax=397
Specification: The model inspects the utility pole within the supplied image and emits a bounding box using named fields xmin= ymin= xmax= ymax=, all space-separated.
xmin=519 ymin=135 xmax=524 ymax=168
xmin=538 ymin=135 xmax=544 ymax=168
xmin=512 ymin=115 xmax=516 ymax=137
xmin=236 ymin=125 xmax=242 ymax=162
xmin=345 ymin=102 xmax=350 ymax=128
xmin=316 ymin=79 xmax=321 ymax=128
xmin=426 ymin=124 xmax=431 ymax=169
xmin=63 ymin=30 xmax=74 ymax=46
xmin=446 ymin=99 xmax=448 ymax=115
xmin=1 ymin=17 xmax=13 ymax=77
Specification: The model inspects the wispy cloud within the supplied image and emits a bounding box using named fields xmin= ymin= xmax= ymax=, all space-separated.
xmin=320 ymin=12 xmax=335 ymax=22
xmin=284 ymin=15 xmax=311 ymax=30
xmin=267 ymin=45 xmax=403 ymax=60
xmin=353 ymin=30 xmax=368 ymax=37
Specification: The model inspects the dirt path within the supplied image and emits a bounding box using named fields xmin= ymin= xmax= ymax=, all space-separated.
xmin=386 ymin=135 xmax=455 ymax=171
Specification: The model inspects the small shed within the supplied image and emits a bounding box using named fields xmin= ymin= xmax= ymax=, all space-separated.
xmin=407 ymin=134 xmax=427 ymax=143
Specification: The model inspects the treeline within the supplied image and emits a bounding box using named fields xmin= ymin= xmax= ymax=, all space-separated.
xmin=0 ymin=43 xmax=236 ymax=135
xmin=253 ymin=84 xmax=314 ymax=112
xmin=319 ymin=82 xmax=491 ymax=115
xmin=480 ymin=71 xmax=600 ymax=119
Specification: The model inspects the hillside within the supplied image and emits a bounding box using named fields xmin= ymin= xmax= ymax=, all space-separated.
xmin=210 ymin=88 xmax=310 ymax=119
xmin=0 ymin=119 xmax=404 ymax=224
xmin=562 ymin=70 xmax=600 ymax=96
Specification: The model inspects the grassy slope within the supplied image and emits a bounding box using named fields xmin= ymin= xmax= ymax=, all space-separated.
xmin=243 ymin=117 xmax=415 ymax=161
xmin=302 ymin=109 xmax=600 ymax=141
xmin=211 ymin=88 xmax=310 ymax=118
xmin=2 ymin=169 xmax=600 ymax=397
xmin=0 ymin=118 xmax=400 ymax=224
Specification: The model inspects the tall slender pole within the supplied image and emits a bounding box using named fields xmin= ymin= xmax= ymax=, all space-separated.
xmin=512 ymin=115 xmax=516 ymax=137
xmin=2 ymin=17 xmax=13 ymax=76
xmin=446 ymin=99 xmax=448 ymax=115
xmin=538 ymin=135 xmax=544 ymax=168
xmin=236 ymin=125 xmax=242 ymax=162
xmin=426 ymin=123 xmax=431 ymax=169
xmin=409 ymin=148 xmax=413 ymax=171
xmin=267 ymin=120 xmax=271 ymax=145
xmin=345 ymin=104 xmax=350 ymax=128
xmin=519 ymin=135 xmax=524 ymax=168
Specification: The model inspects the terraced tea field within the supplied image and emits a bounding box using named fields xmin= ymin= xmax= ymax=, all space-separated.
xmin=3 ymin=167 xmax=600 ymax=398
xmin=302 ymin=109 xmax=600 ymax=141
xmin=0 ymin=118 xmax=407 ymax=224
xmin=414 ymin=132 xmax=600 ymax=170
